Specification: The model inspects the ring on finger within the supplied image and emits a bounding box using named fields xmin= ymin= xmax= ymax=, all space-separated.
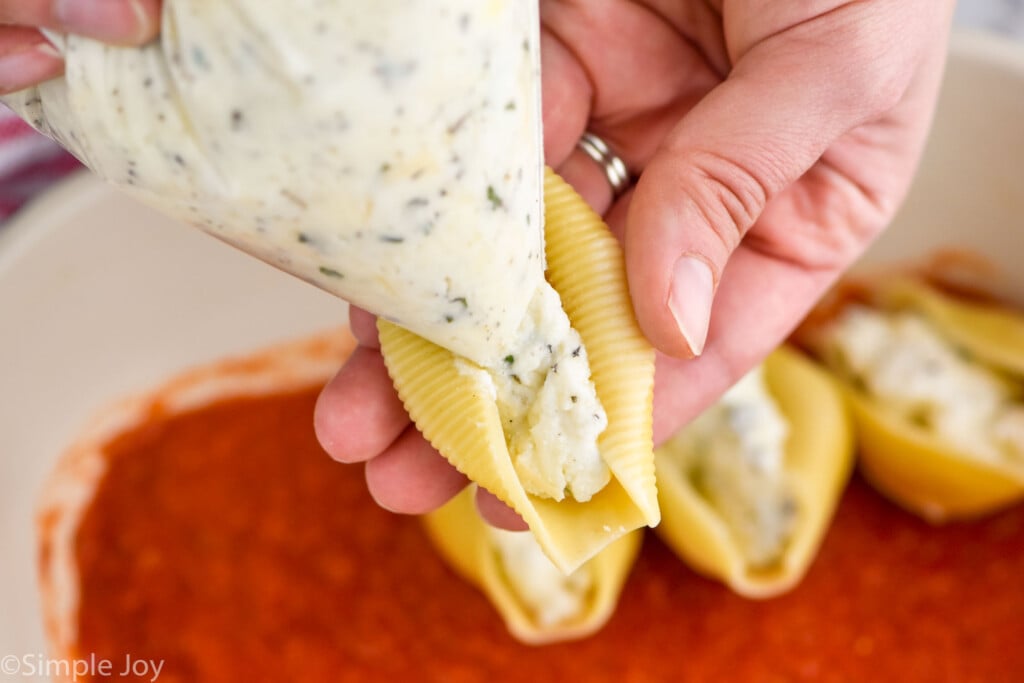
xmin=576 ymin=131 xmax=631 ymax=200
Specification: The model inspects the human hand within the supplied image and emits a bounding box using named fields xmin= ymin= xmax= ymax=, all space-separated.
xmin=0 ymin=0 xmax=161 ymax=94
xmin=315 ymin=0 xmax=955 ymax=527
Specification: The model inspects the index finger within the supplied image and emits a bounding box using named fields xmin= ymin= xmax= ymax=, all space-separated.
xmin=540 ymin=30 xmax=618 ymax=219
xmin=540 ymin=27 xmax=591 ymax=168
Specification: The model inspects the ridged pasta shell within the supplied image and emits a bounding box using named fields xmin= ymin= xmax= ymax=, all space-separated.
xmin=654 ymin=347 xmax=854 ymax=598
xmin=829 ymin=278 xmax=1024 ymax=521
xmin=379 ymin=168 xmax=657 ymax=574
xmin=422 ymin=487 xmax=641 ymax=645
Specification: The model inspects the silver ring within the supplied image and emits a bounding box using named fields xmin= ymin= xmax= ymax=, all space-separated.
xmin=577 ymin=132 xmax=631 ymax=199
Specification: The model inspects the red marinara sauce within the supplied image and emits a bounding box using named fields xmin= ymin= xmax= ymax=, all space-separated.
xmin=64 ymin=385 xmax=1024 ymax=682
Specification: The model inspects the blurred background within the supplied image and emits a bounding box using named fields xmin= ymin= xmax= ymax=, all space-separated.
xmin=957 ymin=0 xmax=1024 ymax=39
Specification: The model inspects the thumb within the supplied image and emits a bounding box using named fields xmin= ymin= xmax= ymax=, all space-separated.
xmin=624 ymin=12 xmax=915 ymax=358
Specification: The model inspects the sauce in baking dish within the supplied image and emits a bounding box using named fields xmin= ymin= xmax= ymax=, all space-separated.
xmin=62 ymin=384 xmax=1024 ymax=682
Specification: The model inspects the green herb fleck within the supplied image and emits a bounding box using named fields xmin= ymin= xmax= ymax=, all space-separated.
xmin=486 ymin=185 xmax=503 ymax=210
xmin=570 ymin=395 xmax=578 ymax=403
xmin=379 ymin=235 xmax=405 ymax=244
xmin=504 ymin=355 xmax=514 ymax=365
xmin=445 ymin=314 xmax=455 ymax=323
xmin=505 ymin=100 xmax=516 ymax=111
xmin=452 ymin=296 xmax=468 ymax=308
xmin=192 ymin=46 xmax=210 ymax=70
xmin=380 ymin=162 xmax=392 ymax=173
xmin=297 ymin=232 xmax=311 ymax=244
xmin=319 ymin=266 xmax=344 ymax=278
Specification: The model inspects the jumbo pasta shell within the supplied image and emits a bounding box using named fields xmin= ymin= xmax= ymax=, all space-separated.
xmin=379 ymin=168 xmax=656 ymax=574
xmin=838 ymin=278 xmax=1024 ymax=521
xmin=654 ymin=347 xmax=854 ymax=598
xmin=422 ymin=487 xmax=641 ymax=645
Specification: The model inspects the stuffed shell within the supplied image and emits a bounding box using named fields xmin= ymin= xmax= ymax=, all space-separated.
xmin=805 ymin=277 xmax=1024 ymax=522
xmin=654 ymin=347 xmax=854 ymax=598
xmin=379 ymin=168 xmax=658 ymax=574
xmin=422 ymin=487 xmax=640 ymax=645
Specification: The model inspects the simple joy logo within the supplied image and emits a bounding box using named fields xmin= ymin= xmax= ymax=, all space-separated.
xmin=1 ymin=653 xmax=164 ymax=681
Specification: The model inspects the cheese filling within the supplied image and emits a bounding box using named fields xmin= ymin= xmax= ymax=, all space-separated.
xmin=668 ymin=367 xmax=796 ymax=568
xmin=457 ymin=283 xmax=609 ymax=502
xmin=823 ymin=306 xmax=1024 ymax=465
xmin=489 ymin=526 xmax=593 ymax=627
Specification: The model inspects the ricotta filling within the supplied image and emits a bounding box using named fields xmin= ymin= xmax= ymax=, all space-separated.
xmin=489 ymin=526 xmax=593 ymax=627
xmin=823 ymin=306 xmax=1024 ymax=465
xmin=461 ymin=283 xmax=610 ymax=502
xmin=669 ymin=367 xmax=796 ymax=568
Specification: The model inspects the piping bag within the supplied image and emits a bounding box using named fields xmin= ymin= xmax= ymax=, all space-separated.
xmin=2 ymin=1 xmax=544 ymax=366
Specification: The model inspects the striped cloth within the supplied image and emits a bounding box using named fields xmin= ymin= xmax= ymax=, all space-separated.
xmin=0 ymin=107 xmax=81 ymax=223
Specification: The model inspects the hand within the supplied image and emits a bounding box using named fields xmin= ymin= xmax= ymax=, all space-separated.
xmin=315 ymin=0 xmax=955 ymax=527
xmin=0 ymin=0 xmax=161 ymax=95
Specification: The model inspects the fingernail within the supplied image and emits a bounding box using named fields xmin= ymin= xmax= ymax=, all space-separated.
xmin=55 ymin=0 xmax=155 ymax=45
xmin=0 ymin=44 xmax=63 ymax=93
xmin=668 ymin=255 xmax=715 ymax=357
xmin=35 ymin=42 xmax=62 ymax=59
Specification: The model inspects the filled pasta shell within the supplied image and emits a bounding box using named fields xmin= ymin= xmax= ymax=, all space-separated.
xmin=654 ymin=347 xmax=854 ymax=598
xmin=379 ymin=168 xmax=657 ymax=574
xmin=422 ymin=487 xmax=641 ymax=645
xmin=807 ymin=278 xmax=1024 ymax=522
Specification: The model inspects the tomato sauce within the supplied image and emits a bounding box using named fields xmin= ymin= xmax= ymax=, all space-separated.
xmin=72 ymin=385 xmax=1024 ymax=682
